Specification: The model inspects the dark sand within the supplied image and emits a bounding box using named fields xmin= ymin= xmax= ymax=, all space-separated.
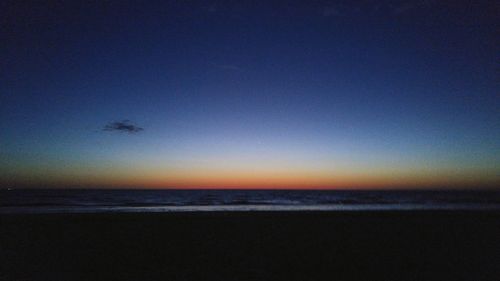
xmin=1 ymin=211 xmax=499 ymax=281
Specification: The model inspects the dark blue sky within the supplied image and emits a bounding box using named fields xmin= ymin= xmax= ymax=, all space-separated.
xmin=1 ymin=1 xmax=498 ymax=188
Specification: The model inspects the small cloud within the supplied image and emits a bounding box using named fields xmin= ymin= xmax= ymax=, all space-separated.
xmin=103 ymin=120 xmax=143 ymax=134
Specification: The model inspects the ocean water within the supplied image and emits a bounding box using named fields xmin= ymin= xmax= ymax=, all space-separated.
xmin=1 ymin=189 xmax=499 ymax=213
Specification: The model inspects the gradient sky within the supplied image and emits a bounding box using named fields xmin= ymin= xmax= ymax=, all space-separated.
xmin=1 ymin=1 xmax=499 ymax=189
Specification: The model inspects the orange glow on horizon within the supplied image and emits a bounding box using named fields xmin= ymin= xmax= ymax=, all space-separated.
xmin=5 ymin=167 xmax=497 ymax=190
xmin=2 ymin=160 xmax=498 ymax=190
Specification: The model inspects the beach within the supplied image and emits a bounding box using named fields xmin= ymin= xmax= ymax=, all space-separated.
xmin=1 ymin=211 xmax=499 ymax=281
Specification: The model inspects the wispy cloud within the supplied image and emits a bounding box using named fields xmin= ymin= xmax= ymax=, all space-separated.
xmin=103 ymin=120 xmax=143 ymax=134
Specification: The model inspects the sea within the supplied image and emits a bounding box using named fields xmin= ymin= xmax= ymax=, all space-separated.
xmin=1 ymin=189 xmax=500 ymax=213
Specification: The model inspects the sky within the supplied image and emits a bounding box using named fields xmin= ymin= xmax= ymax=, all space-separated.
xmin=1 ymin=0 xmax=499 ymax=189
